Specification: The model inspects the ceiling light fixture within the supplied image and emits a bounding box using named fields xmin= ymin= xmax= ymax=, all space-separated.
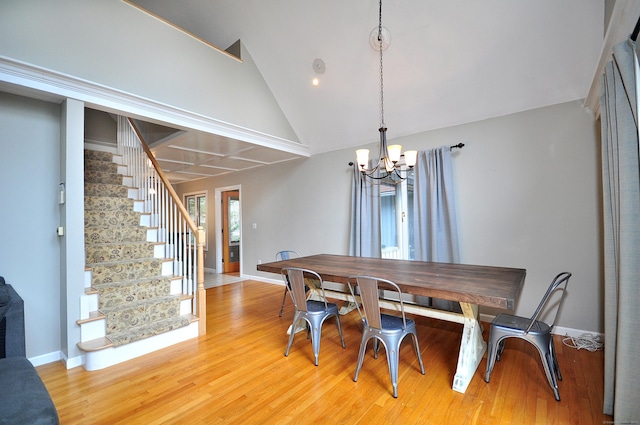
xmin=312 ymin=58 xmax=325 ymax=87
xmin=353 ymin=0 xmax=416 ymax=184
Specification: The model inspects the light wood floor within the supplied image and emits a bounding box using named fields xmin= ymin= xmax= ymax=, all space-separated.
xmin=37 ymin=280 xmax=612 ymax=424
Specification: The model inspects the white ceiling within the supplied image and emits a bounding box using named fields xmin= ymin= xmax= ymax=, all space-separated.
xmin=128 ymin=0 xmax=605 ymax=183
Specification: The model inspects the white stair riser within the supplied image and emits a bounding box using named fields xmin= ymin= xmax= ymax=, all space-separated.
xmin=180 ymin=298 xmax=192 ymax=316
xmin=170 ymin=279 xmax=182 ymax=295
xmin=81 ymin=319 xmax=106 ymax=342
xmin=80 ymin=293 xmax=98 ymax=319
xmin=154 ymin=244 xmax=164 ymax=258
xmin=161 ymin=260 xmax=173 ymax=276
xmin=147 ymin=228 xmax=158 ymax=242
xmin=84 ymin=269 xmax=92 ymax=288
xmin=140 ymin=214 xmax=151 ymax=227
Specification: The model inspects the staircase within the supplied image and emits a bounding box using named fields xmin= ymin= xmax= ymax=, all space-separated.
xmin=77 ymin=145 xmax=201 ymax=371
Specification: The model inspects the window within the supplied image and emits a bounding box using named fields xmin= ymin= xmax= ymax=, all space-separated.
xmin=228 ymin=196 xmax=240 ymax=244
xmin=380 ymin=170 xmax=414 ymax=260
xmin=184 ymin=191 xmax=207 ymax=250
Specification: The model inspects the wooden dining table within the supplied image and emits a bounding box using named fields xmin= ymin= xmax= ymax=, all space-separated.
xmin=257 ymin=253 xmax=526 ymax=394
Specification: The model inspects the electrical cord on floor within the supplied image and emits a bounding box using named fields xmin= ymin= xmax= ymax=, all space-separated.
xmin=562 ymin=333 xmax=604 ymax=352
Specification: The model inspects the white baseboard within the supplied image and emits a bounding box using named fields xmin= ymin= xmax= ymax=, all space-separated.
xmin=28 ymin=351 xmax=63 ymax=367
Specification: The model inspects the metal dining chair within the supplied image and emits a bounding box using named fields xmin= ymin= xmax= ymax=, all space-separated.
xmin=282 ymin=267 xmax=346 ymax=366
xmin=347 ymin=275 xmax=425 ymax=398
xmin=276 ymin=250 xmax=299 ymax=316
xmin=485 ymin=272 xmax=572 ymax=401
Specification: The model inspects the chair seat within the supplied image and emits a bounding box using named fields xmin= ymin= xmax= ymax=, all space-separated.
xmin=306 ymin=300 xmax=339 ymax=313
xmin=365 ymin=313 xmax=414 ymax=332
xmin=492 ymin=313 xmax=550 ymax=334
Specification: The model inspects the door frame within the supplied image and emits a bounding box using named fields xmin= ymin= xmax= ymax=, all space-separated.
xmin=215 ymin=184 xmax=242 ymax=275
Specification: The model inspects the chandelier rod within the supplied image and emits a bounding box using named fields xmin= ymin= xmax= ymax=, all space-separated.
xmin=378 ymin=0 xmax=385 ymax=129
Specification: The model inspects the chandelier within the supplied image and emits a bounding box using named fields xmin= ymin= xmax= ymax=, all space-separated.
xmin=354 ymin=0 xmax=417 ymax=184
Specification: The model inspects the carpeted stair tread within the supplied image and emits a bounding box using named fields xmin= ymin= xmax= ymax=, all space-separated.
xmin=84 ymin=158 xmax=119 ymax=174
xmin=85 ymin=226 xmax=149 ymax=244
xmin=85 ymin=182 xmax=129 ymax=198
xmin=85 ymin=210 xmax=143 ymax=227
xmin=84 ymin=170 xmax=123 ymax=185
xmin=93 ymin=276 xmax=173 ymax=309
xmin=106 ymin=315 xmax=192 ymax=347
xmin=84 ymin=150 xmax=116 ymax=162
xmin=85 ymin=196 xmax=135 ymax=212
xmin=89 ymin=258 xmax=165 ymax=285
xmin=85 ymin=241 xmax=157 ymax=263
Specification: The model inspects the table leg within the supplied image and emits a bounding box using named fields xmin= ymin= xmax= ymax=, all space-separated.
xmin=452 ymin=302 xmax=486 ymax=393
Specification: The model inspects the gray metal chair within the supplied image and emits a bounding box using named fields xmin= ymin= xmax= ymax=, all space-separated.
xmin=347 ymin=276 xmax=425 ymax=398
xmin=485 ymin=272 xmax=571 ymax=401
xmin=282 ymin=267 xmax=345 ymax=366
xmin=277 ymin=250 xmax=299 ymax=316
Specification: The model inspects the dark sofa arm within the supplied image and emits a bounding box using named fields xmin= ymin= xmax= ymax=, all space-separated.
xmin=0 ymin=357 xmax=59 ymax=425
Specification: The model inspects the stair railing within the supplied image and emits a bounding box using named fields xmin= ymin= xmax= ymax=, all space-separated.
xmin=117 ymin=116 xmax=206 ymax=335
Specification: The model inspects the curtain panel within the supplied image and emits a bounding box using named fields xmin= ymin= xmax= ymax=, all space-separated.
xmin=600 ymin=38 xmax=640 ymax=420
xmin=349 ymin=163 xmax=381 ymax=258
xmin=413 ymin=147 xmax=461 ymax=312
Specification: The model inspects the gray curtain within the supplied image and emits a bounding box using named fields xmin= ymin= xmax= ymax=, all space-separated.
xmin=413 ymin=146 xmax=460 ymax=311
xmin=349 ymin=163 xmax=381 ymax=258
xmin=600 ymin=39 xmax=640 ymax=420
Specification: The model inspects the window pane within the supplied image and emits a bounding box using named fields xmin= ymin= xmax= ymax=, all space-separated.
xmin=229 ymin=198 xmax=240 ymax=243
xmin=197 ymin=195 xmax=206 ymax=227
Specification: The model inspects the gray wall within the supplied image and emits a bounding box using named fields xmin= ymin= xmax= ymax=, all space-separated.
xmin=0 ymin=0 xmax=298 ymax=145
xmin=177 ymin=100 xmax=603 ymax=334
xmin=0 ymin=92 xmax=62 ymax=358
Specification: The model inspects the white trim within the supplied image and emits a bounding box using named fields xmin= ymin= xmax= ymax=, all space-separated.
xmin=28 ymin=351 xmax=63 ymax=367
xmin=584 ymin=0 xmax=640 ymax=117
xmin=0 ymin=56 xmax=310 ymax=157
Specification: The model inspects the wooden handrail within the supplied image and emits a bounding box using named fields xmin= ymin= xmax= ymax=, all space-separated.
xmin=127 ymin=118 xmax=200 ymax=234
xmin=126 ymin=118 xmax=207 ymax=335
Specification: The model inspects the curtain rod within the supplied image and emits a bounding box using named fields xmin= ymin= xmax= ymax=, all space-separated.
xmin=347 ymin=143 xmax=464 ymax=166
xmin=632 ymin=15 xmax=640 ymax=41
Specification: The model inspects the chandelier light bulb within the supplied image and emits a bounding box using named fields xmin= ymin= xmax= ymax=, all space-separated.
xmin=356 ymin=149 xmax=370 ymax=169
xmin=404 ymin=150 xmax=418 ymax=168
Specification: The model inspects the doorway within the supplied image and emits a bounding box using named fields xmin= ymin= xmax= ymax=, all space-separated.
xmin=215 ymin=185 xmax=241 ymax=275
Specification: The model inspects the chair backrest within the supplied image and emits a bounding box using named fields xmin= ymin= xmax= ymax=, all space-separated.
xmin=347 ymin=276 xmax=407 ymax=331
xmin=526 ymin=272 xmax=571 ymax=333
xmin=281 ymin=267 xmax=325 ymax=313
xmin=276 ymin=250 xmax=299 ymax=261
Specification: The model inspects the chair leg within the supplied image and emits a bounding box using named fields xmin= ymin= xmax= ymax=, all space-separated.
xmin=310 ymin=322 xmax=322 ymax=366
xmin=374 ymin=338 xmax=380 ymax=359
xmin=385 ymin=341 xmax=400 ymax=398
xmin=537 ymin=345 xmax=560 ymax=401
xmin=550 ymin=338 xmax=562 ymax=381
xmin=284 ymin=313 xmax=301 ymax=357
xmin=354 ymin=334 xmax=370 ymax=382
xmin=411 ymin=332 xmax=425 ymax=374
xmin=278 ymin=286 xmax=288 ymax=317
xmin=485 ymin=336 xmax=500 ymax=383
xmin=334 ymin=314 xmax=346 ymax=349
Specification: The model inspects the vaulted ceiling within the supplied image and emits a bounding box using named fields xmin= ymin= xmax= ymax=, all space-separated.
xmin=127 ymin=0 xmax=606 ymax=183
